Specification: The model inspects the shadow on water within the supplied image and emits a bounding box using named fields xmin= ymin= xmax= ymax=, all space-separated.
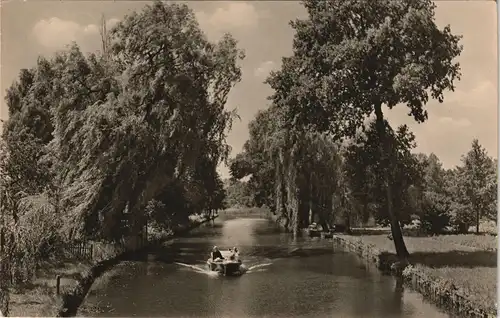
xmin=409 ymin=250 xmax=497 ymax=268
xmin=81 ymin=217 xmax=451 ymax=318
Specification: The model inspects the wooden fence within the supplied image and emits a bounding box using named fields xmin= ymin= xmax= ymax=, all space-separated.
xmin=63 ymin=230 xmax=150 ymax=262
xmin=64 ymin=241 xmax=93 ymax=261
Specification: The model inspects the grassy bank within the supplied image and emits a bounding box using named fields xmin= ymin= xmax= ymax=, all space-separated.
xmin=335 ymin=233 xmax=497 ymax=317
xmin=9 ymin=261 xmax=91 ymax=317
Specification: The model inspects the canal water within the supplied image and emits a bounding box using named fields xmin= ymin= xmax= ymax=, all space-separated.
xmin=80 ymin=217 xmax=450 ymax=317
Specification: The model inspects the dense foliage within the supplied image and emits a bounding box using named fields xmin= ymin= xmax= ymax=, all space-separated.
xmin=231 ymin=111 xmax=497 ymax=236
xmin=223 ymin=179 xmax=254 ymax=208
xmin=0 ymin=2 xmax=242 ymax=314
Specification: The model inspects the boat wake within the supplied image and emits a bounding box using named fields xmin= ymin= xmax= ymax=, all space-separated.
xmin=244 ymin=262 xmax=272 ymax=273
xmin=174 ymin=261 xmax=273 ymax=276
xmin=174 ymin=262 xmax=219 ymax=277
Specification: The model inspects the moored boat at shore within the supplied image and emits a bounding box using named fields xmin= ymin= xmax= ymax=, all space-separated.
xmin=307 ymin=228 xmax=322 ymax=237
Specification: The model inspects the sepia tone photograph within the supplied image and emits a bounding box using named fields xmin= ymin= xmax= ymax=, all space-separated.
xmin=0 ymin=0 xmax=498 ymax=317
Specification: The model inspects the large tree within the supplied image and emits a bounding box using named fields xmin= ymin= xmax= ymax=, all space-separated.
xmin=459 ymin=139 xmax=497 ymax=233
xmin=267 ymin=0 xmax=462 ymax=258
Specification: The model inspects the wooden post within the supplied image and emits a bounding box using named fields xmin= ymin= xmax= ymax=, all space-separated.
xmin=56 ymin=275 xmax=61 ymax=295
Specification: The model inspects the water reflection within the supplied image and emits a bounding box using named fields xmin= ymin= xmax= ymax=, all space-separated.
xmin=219 ymin=218 xmax=262 ymax=248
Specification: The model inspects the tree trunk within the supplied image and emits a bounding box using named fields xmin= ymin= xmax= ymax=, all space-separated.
xmin=0 ymin=224 xmax=9 ymax=317
xmin=99 ymin=14 xmax=109 ymax=56
xmin=308 ymin=172 xmax=313 ymax=225
xmin=285 ymin=153 xmax=299 ymax=236
xmin=342 ymin=189 xmax=352 ymax=234
xmin=344 ymin=212 xmax=351 ymax=234
xmin=275 ymin=149 xmax=289 ymax=231
xmin=275 ymin=160 xmax=280 ymax=217
xmin=374 ymin=103 xmax=410 ymax=259
xmin=387 ymin=181 xmax=409 ymax=257
xmin=475 ymin=203 xmax=480 ymax=234
xmin=457 ymin=222 xmax=468 ymax=234
xmin=0 ymin=188 xmax=9 ymax=317
xmin=8 ymin=195 xmax=19 ymax=286
xmin=276 ymin=150 xmax=286 ymax=216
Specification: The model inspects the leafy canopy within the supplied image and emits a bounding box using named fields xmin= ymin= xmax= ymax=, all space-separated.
xmin=267 ymin=0 xmax=463 ymax=138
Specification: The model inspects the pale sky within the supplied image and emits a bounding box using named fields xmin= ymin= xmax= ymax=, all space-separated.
xmin=0 ymin=1 xmax=498 ymax=179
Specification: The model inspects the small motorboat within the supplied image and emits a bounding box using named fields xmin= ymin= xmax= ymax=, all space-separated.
xmin=207 ymin=250 xmax=243 ymax=276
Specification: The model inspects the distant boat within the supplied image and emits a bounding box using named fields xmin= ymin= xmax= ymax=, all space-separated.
xmin=306 ymin=223 xmax=333 ymax=238
xmin=307 ymin=223 xmax=323 ymax=237
xmin=307 ymin=228 xmax=322 ymax=237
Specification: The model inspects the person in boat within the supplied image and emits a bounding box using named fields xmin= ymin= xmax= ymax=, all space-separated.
xmin=229 ymin=247 xmax=239 ymax=261
xmin=211 ymin=246 xmax=224 ymax=262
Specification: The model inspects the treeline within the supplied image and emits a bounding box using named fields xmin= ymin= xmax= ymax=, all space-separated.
xmin=231 ymin=109 xmax=497 ymax=234
xmin=230 ymin=0 xmax=495 ymax=260
xmin=223 ymin=179 xmax=254 ymax=208
xmin=0 ymin=2 xmax=241 ymax=313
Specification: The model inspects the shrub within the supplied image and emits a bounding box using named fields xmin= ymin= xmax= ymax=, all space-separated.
xmin=12 ymin=193 xmax=64 ymax=283
xmin=421 ymin=207 xmax=450 ymax=235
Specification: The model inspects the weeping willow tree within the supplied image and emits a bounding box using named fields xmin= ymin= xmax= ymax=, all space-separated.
xmin=230 ymin=105 xmax=342 ymax=235
xmin=304 ymin=133 xmax=343 ymax=229
xmin=261 ymin=54 xmax=344 ymax=234
xmin=40 ymin=2 xmax=244 ymax=247
xmin=268 ymin=130 xmax=342 ymax=235
xmin=0 ymin=3 xmax=243 ymax=311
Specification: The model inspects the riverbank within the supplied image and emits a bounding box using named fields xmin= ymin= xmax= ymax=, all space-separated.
xmin=334 ymin=234 xmax=497 ymax=318
xmin=8 ymin=261 xmax=91 ymax=317
xmin=7 ymin=215 xmax=217 ymax=317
